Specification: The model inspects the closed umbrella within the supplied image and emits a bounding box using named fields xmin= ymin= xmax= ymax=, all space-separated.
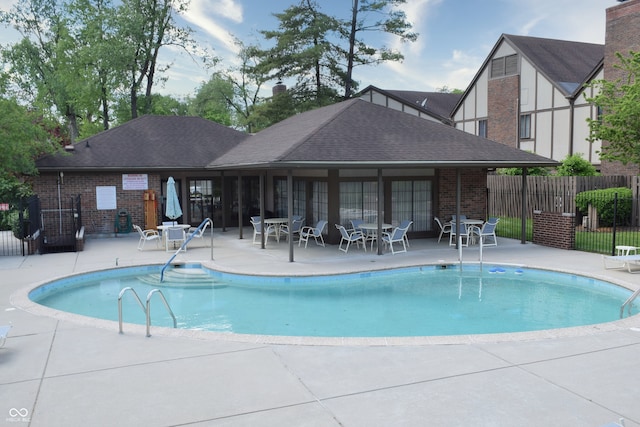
xmin=165 ymin=177 xmax=183 ymax=220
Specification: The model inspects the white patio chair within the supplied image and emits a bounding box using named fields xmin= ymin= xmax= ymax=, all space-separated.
xmin=187 ymin=219 xmax=212 ymax=246
xmin=299 ymin=220 xmax=328 ymax=248
xmin=470 ymin=218 xmax=499 ymax=247
xmin=250 ymin=216 xmax=276 ymax=245
xmin=398 ymin=219 xmax=413 ymax=247
xmin=335 ymin=224 xmax=366 ymax=253
xmin=434 ymin=217 xmax=451 ymax=243
xmin=133 ymin=224 xmax=161 ymax=251
xmin=449 ymin=222 xmax=471 ymax=247
xmin=381 ymin=226 xmax=409 ymax=254
xmin=166 ymin=226 xmax=186 ymax=252
xmin=0 ymin=324 xmax=11 ymax=348
xmin=280 ymin=216 xmax=304 ymax=242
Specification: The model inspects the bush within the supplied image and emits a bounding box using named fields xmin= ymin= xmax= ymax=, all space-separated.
xmin=575 ymin=187 xmax=632 ymax=226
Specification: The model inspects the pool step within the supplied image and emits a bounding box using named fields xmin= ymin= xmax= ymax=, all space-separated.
xmin=139 ymin=267 xmax=215 ymax=287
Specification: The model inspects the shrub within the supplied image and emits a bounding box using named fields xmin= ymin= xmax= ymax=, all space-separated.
xmin=575 ymin=187 xmax=632 ymax=226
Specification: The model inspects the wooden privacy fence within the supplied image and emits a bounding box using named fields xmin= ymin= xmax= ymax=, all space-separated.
xmin=487 ymin=175 xmax=640 ymax=224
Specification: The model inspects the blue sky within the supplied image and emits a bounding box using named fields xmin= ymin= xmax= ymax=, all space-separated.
xmin=0 ymin=0 xmax=623 ymax=98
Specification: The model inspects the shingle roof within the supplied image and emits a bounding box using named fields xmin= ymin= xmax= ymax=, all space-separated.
xmin=36 ymin=115 xmax=247 ymax=171
xmin=503 ymin=34 xmax=604 ymax=96
xmin=383 ymin=89 xmax=461 ymax=119
xmin=358 ymin=85 xmax=461 ymax=122
xmin=207 ymin=99 xmax=558 ymax=169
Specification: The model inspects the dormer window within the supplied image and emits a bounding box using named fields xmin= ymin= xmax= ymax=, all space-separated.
xmin=490 ymin=54 xmax=518 ymax=78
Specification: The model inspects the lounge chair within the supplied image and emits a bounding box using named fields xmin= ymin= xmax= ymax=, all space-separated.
xmin=335 ymin=224 xmax=366 ymax=253
xmin=134 ymin=224 xmax=161 ymax=251
xmin=602 ymin=254 xmax=640 ymax=273
xmin=299 ymin=220 xmax=328 ymax=248
xmin=381 ymin=225 xmax=409 ymax=254
xmin=434 ymin=217 xmax=451 ymax=243
xmin=0 ymin=324 xmax=11 ymax=348
xmin=250 ymin=216 xmax=276 ymax=245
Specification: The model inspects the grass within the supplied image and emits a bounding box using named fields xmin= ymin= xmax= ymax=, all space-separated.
xmin=493 ymin=215 xmax=640 ymax=254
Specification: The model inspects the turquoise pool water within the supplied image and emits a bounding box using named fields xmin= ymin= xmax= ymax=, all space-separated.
xmin=29 ymin=264 xmax=636 ymax=337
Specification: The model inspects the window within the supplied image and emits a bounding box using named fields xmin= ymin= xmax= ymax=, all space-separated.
xmin=478 ymin=120 xmax=487 ymax=138
xmin=391 ymin=180 xmax=431 ymax=232
xmin=520 ymin=114 xmax=531 ymax=139
xmin=339 ymin=181 xmax=379 ymax=225
xmin=490 ymin=54 xmax=518 ymax=78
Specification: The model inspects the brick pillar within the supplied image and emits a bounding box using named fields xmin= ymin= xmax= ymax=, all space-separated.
xmin=532 ymin=210 xmax=575 ymax=250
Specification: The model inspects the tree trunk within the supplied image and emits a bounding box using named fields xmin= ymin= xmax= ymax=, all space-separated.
xmin=344 ymin=0 xmax=358 ymax=100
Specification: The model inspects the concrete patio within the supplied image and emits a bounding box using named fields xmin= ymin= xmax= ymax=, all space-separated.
xmin=1 ymin=229 xmax=639 ymax=426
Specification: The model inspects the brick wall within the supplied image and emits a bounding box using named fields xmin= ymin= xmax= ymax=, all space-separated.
xmin=601 ymin=0 xmax=640 ymax=175
xmin=31 ymin=172 xmax=162 ymax=235
xmin=488 ymin=75 xmax=519 ymax=149
xmin=532 ymin=211 xmax=575 ymax=250
xmin=438 ymin=168 xmax=487 ymax=221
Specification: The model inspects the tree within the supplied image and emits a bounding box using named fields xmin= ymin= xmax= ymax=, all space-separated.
xmin=113 ymin=93 xmax=189 ymax=123
xmin=0 ymin=97 xmax=61 ymax=196
xmin=343 ymin=0 xmax=418 ymax=99
xmin=586 ymin=51 xmax=640 ymax=167
xmin=188 ymin=74 xmax=235 ymax=126
xmin=555 ymin=154 xmax=599 ymax=176
xmin=257 ymin=0 xmax=343 ymax=107
xmin=256 ymin=0 xmax=417 ymax=106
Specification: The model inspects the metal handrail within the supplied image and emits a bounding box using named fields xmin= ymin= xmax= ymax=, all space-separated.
xmin=146 ymin=289 xmax=177 ymax=337
xmin=620 ymin=287 xmax=640 ymax=318
xmin=160 ymin=218 xmax=212 ymax=282
xmin=118 ymin=287 xmax=146 ymax=334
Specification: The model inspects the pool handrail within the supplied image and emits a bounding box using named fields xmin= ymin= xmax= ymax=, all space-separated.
xmin=620 ymin=287 xmax=640 ymax=318
xmin=118 ymin=287 xmax=146 ymax=334
xmin=146 ymin=289 xmax=177 ymax=337
xmin=160 ymin=218 xmax=212 ymax=282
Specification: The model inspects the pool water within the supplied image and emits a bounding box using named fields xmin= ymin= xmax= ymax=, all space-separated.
xmin=29 ymin=264 xmax=637 ymax=337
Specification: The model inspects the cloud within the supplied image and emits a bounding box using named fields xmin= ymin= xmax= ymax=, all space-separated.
xmin=181 ymin=0 xmax=243 ymax=54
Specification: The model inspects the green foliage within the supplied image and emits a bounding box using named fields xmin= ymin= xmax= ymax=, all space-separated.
xmin=575 ymin=187 xmax=632 ymax=226
xmin=496 ymin=166 xmax=550 ymax=176
xmin=555 ymin=153 xmax=599 ymax=176
xmin=585 ymin=51 xmax=640 ymax=167
xmin=188 ymin=74 xmax=235 ymax=126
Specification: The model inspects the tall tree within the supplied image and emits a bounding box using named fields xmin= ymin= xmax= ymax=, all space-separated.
xmin=258 ymin=0 xmax=343 ymax=106
xmin=342 ymin=0 xmax=417 ymax=99
xmin=117 ymin=0 xmax=198 ymax=119
xmin=189 ymin=73 xmax=235 ymax=126
xmin=586 ymin=51 xmax=640 ymax=167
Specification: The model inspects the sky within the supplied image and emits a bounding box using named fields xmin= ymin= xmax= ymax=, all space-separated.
xmin=0 ymin=0 xmax=624 ymax=99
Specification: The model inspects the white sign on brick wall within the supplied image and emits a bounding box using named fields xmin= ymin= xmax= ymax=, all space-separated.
xmin=122 ymin=174 xmax=148 ymax=190
xmin=96 ymin=186 xmax=117 ymax=210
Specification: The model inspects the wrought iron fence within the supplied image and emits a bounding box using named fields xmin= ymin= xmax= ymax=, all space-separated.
xmin=0 ymin=195 xmax=41 ymax=256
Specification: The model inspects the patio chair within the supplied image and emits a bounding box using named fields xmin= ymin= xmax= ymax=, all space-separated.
xmin=134 ymin=224 xmax=161 ymax=251
xmin=280 ymin=216 xmax=304 ymax=242
xmin=434 ymin=217 xmax=451 ymax=243
xmin=166 ymin=226 xmax=186 ymax=252
xmin=250 ymin=216 xmax=276 ymax=245
xmin=381 ymin=226 xmax=409 ymax=254
xmin=470 ymin=218 xmax=499 ymax=247
xmin=398 ymin=220 xmax=413 ymax=247
xmin=299 ymin=220 xmax=328 ymax=248
xmin=449 ymin=222 xmax=471 ymax=247
xmin=335 ymin=224 xmax=366 ymax=253
xmin=186 ymin=219 xmax=212 ymax=246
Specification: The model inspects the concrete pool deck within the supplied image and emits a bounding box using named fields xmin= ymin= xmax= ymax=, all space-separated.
xmin=1 ymin=230 xmax=639 ymax=426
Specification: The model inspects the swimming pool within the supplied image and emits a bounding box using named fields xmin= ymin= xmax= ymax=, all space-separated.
xmin=28 ymin=263 xmax=638 ymax=338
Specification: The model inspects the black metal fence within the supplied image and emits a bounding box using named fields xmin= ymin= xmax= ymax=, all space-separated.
xmin=0 ymin=195 xmax=41 ymax=256
xmin=40 ymin=194 xmax=82 ymax=254
xmin=488 ymin=187 xmax=640 ymax=255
